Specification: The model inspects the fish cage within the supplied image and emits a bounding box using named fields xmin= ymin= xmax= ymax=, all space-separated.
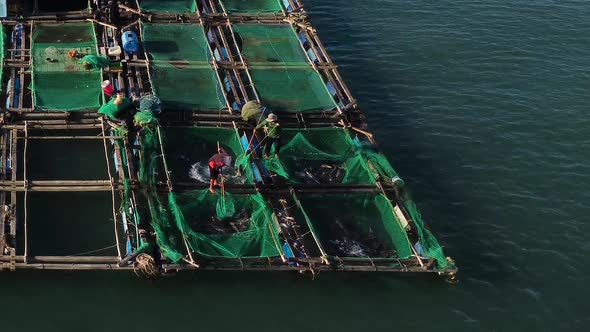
xmin=0 ymin=0 xmax=456 ymax=279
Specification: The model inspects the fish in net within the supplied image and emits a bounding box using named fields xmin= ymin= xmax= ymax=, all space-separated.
xmin=193 ymin=208 xmax=252 ymax=235
xmin=292 ymin=160 xmax=345 ymax=184
xmin=326 ymin=220 xmax=397 ymax=258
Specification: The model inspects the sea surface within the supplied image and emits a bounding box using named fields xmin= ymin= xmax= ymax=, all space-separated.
xmin=2 ymin=0 xmax=589 ymax=330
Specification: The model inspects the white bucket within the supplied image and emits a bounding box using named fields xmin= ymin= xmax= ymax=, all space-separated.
xmin=108 ymin=46 xmax=122 ymax=56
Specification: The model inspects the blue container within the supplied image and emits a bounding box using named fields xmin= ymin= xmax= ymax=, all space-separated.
xmin=281 ymin=0 xmax=293 ymax=12
xmin=121 ymin=30 xmax=139 ymax=55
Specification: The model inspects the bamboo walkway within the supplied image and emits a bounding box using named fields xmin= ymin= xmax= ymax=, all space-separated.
xmin=0 ymin=1 xmax=456 ymax=280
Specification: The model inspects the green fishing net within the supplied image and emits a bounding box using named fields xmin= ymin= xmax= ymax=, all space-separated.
xmin=139 ymin=0 xmax=197 ymax=13
xmin=79 ymin=54 xmax=110 ymax=70
xmin=98 ymin=96 xmax=134 ymax=120
xmin=32 ymin=22 xmax=102 ymax=111
xmin=134 ymin=110 xmax=159 ymax=127
xmin=221 ymin=0 xmax=283 ymax=13
xmin=233 ymin=24 xmax=308 ymax=64
xmin=262 ymin=128 xmax=376 ymax=184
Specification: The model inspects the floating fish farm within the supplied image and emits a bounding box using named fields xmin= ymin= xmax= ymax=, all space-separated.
xmin=0 ymin=0 xmax=456 ymax=279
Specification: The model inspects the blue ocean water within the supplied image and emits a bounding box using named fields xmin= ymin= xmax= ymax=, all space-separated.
xmin=1 ymin=0 xmax=589 ymax=330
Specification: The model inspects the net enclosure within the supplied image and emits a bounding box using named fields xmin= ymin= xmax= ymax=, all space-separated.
xmin=298 ymin=193 xmax=414 ymax=259
xmin=263 ymin=128 xmax=378 ymax=185
xmin=141 ymin=23 xmax=226 ymax=111
xmin=233 ymin=24 xmax=308 ymax=64
xmin=138 ymin=0 xmax=197 ymax=13
xmin=170 ymin=190 xmax=282 ymax=258
xmin=297 ymin=192 xmax=448 ymax=268
xmin=220 ymin=0 xmax=284 ymax=14
xmin=134 ymin=126 xmax=280 ymax=261
xmin=251 ymin=66 xmax=335 ymax=113
xmin=31 ymin=22 xmax=102 ymax=111
xmin=232 ymin=24 xmax=337 ymax=113
xmin=160 ymin=127 xmax=253 ymax=184
xmin=133 ymin=125 xmax=450 ymax=268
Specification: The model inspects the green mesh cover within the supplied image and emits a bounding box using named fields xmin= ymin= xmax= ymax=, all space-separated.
xmin=141 ymin=23 xmax=224 ymax=111
xmin=169 ymin=190 xmax=281 ymax=258
xmin=355 ymin=141 xmax=403 ymax=183
xmin=221 ymin=0 xmax=283 ymax=13
xmin=263 ymin=128 xmax=376 ymax=184
xmin=150 ymin=64 xmax=225 ymax=111
xmin=32 ymin=23 xmax=102 ymax=111
xmin=401 ymin=193 xmax=449 ymax=269
xmin=161 ymin=127 xmax=253 ymax=183
xmin=298 ymin=193 xmax=413 ymax=259
xmin=142 ymin=23 xmax=210 ymax=62
xmin=140 ymin=0 xmax=197 ymax=13
xmin=233 ymin=24 xmax=308 ymax=64
xmin=250 ymin=67 xmax=337 ymax=113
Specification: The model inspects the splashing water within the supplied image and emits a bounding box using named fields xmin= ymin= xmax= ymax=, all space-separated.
xmin=188 ymin=161 xmax=210 ymax=183
xmin=188 ymin=162 xmax=247 ymax=184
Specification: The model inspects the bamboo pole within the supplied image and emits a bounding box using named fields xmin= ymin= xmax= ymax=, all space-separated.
xmin=203 ymin=27 xmax=235 ymax=114
xmin=86 ymin=19 xmax=118 ymax=30
xmin=0 ymin=133 xmax=6 ymax=248
xmin=101 ymin=119 xmax=122 ymax=260
xmin=23 ymin=122 xmax=29 ymax=263
xmin=212 ymin=23 xmax=251 ymax=100
xmin=156 ymin=126 xmax=173 ymax=192
xmin=224 ymin=22 xmax=262 ymax=102
xmin=291 ymin=193 xmax=329 ymax=263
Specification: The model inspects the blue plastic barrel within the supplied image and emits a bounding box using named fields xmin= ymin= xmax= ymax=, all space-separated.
xmin=232 ymin=101 xmax=240 ymax=112
xmin=121 ymin=30 xmax=139 ymax=55
xmin=223 ymin=73 xmax=239 ymax=93
xmin=298 ymin=31 xmax=309 ymax=47
xmin=207 ymin=29 xmax=214 ymax=43
xmin=306 ymin=49 xmax=318 ymax=64
xmin=281 ymin=0 xmax=293 ymax=12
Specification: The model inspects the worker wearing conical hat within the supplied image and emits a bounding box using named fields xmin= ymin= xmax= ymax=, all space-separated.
xmin=255 ymin=113 xmax=282 ymax=159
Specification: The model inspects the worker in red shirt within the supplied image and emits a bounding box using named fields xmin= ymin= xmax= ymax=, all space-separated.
xmin=209 ymin=147 xmax=229 ymax=193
